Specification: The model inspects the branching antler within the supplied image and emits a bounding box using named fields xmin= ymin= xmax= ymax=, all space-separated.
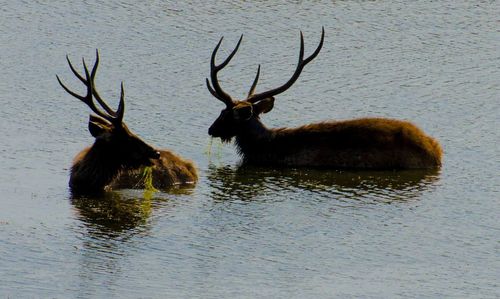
xmin=247 ymin=65 xmax=261 ymax=98
xmin=206 ymin=28 xmax=324 ymax=106
xmin=246 ymin=27 xmax=324 ymax=103
xmin=56 ymin=50 xmax=124 ymax=125
xmin=206 ymin=35 xmax=243 ymax=107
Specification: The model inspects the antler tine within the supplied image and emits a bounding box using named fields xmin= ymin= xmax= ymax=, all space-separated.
xmin=56 ymin=74 xmax=86 ymax=102
xmin=116 ymin=82 xmax=125 ymax=123
xmin=247 ymin=27 xmax=325 ymax=103
xmin=215 ymin=35 xmax=243 ymax=71
xmin=56 ymin=57 xmax=98 ymax=108
xmin=207 ymin=35 xmax=243 ymax=106
xmin=81 ymin=57 xmax=118 ymax=123
xmin=247 ymin=64 xmax=260 ymax=97
xmin=65 ymin=55 xmax=86 ymax=84
xmin=57 ymin=52 xmax=124 ymax=125
xmin=304 ymin=26 xmax=324 ymax=64
xmin=89 ymin=49 xmax=117 ymax=116
xmin=299 ymin=31 xmax=305 ymax=63
xmin=206 ymin=78 xmax=227 ymax=102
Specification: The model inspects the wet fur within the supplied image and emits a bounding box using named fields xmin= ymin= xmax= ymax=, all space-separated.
xmin=70 ymin=144 xmax=197 ymax=194
xmin=109 ymin=150 xmax=198 ymax=189
xmin=234 ymin=117 xmax=442 ymax=169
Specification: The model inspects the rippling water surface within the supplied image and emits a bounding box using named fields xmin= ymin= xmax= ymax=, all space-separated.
xmin=1 ymin=1 xmax=499 ymax=298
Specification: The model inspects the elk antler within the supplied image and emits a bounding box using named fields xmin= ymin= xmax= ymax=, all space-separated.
xmin=247 ymin=65 xmax=261 ymax=98
xmin=206 ymin=35 xmax=243 ymax=107
xmin=57 ymin=50 xmax=125 ymax=125
xmin=246 ymin=27 xmax=324 ymax=103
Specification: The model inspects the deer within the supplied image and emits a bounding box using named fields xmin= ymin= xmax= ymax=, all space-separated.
xmin=57 ymin=50 xmax=197 ymax=194
xmin=206 ymin=28 xmax=442 ymax=169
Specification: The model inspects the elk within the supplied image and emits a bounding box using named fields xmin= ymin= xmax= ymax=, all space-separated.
xmin=57 ymin=50 xmax=197 ymax=194
xmin=206 ymin=28 xmax=442 ymax=169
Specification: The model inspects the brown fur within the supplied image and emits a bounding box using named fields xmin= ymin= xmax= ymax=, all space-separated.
xmin=59 ymin=50 xmax=198 ymax=195
xmin=233 ymin=117 xmax=442 ymax=169
xmin=206 ymin=30 xmax=442 ymax=170
xmin=70 ymin=146 xmax=197 ymax=194
xmin=109 ymin=150 xmax=198 ymax=190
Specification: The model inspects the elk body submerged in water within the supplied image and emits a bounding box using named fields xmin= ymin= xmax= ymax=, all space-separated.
xmin=206 ymin=28 xmax=442 ymax=169
xmin=57 ymin=51 xmax=197 ymax=194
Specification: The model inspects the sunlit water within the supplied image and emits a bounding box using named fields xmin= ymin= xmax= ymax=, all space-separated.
xmin=1 ymin=1 xmax=499 ymax=298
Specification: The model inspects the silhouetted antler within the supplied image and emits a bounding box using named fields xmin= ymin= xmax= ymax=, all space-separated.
xmin=57 ymin=49 xmax=125 ymax=125
xmin=206 ymin=35 xmax=243 ymax=106
xmin=246 ymin=27 xmax=324 ymax=103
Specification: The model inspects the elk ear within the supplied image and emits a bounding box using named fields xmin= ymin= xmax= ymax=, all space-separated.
xmin=233 ymin=103 xmax=253 ymax=121
xmin=88 ymin=115 xmax=112 ymax=138
xmin=253 ymin=97 xmax=275 ymax=115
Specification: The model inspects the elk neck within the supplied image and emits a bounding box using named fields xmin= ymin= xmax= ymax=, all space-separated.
xmin=69 ymin=140 xmax=124 ymax=193
xmin=234 ymin=117 xmax=276 ymax=162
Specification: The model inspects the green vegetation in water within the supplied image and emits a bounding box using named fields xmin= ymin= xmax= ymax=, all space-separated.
xmin=205 ymin=137 xmax=213 ymax=156
xmin=205 ymin=137 xmax=223 ymax=160
xmin=139 ymin=193 xmax=153 ymax=211
xmin=217 ymin=139 xmax=223 ymax=159
xmin=141 ymin=166 xmax=158 ymax=193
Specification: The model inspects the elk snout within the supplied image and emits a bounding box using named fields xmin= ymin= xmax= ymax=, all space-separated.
xmin=208 ymin=123 xmax=224 ymax=137
xmin=208 ymin=119 xmax=221 ymax=136
xmin=208 ymin=110 xmax=229 ymax=137
xmin=208 ymin=125 xmax=216 ymax=136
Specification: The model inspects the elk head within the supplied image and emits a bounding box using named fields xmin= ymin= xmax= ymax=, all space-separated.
xmin=57 ymin=50 xmax=160 ymax=168
xmin=206 ymin=28 xmax=324 ymax=142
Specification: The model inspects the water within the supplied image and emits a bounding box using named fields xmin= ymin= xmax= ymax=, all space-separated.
xmin=1 ymin=1 xmax=499 ymax=298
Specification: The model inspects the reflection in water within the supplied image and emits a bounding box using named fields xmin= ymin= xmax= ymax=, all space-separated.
xmin=70 ymin=191 xmax=156 ymax=296
xmin=70 ymin=191 xmax=154 ymax=234
xmin=69 ymin=188 xmax=191 ymax=297
xmin=207 ymin=164 xmax=440 ymax=203
xmin=70 ymin=186 xmax=194 ymax=233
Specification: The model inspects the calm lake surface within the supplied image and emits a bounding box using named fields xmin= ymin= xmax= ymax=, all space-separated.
xmin=1 ymin=1 xmax=499 ymax=298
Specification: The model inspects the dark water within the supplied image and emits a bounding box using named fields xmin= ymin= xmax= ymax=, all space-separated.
xmin=1 ymin=1 xmax=499 ymax=298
